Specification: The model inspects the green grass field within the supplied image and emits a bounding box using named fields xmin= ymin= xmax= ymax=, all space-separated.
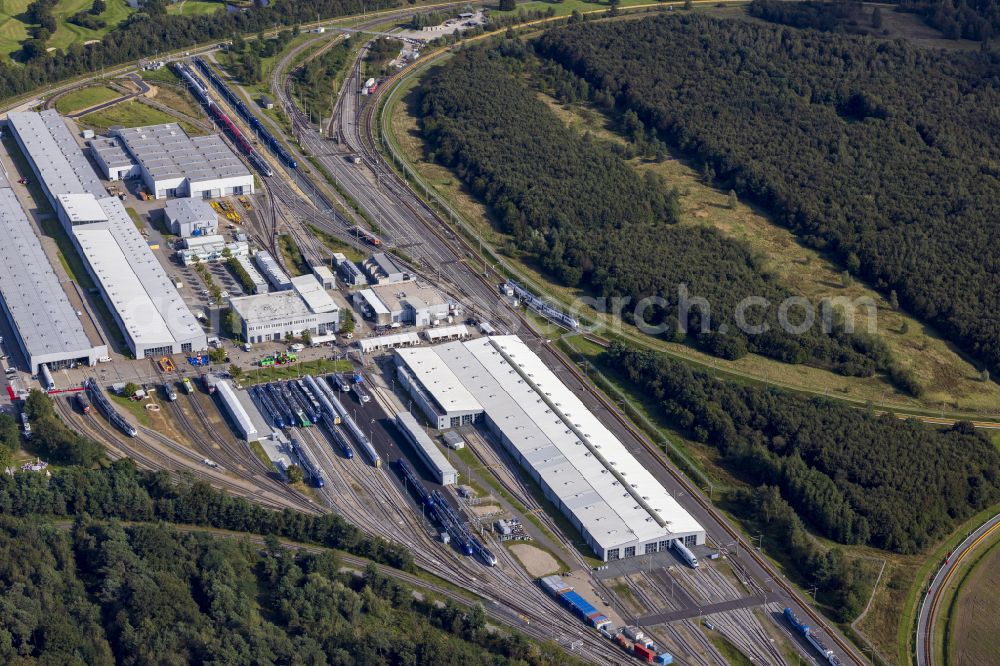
xmin=0 ymin=0 xmax=215 ymax=60
xmin=245 ymin=359 xmax=352 ymax=385
xmin=78 ymin=99 xmax=203 ymax=135
xmin=48 ymin=0 xmax=133 ymax=53
xmin=166 ymin=0 xmax=224 ymax=17
xmin=0 ymin=0 xmax=32 ymax=58
xmin=53 ymin=84 xmax=119 ymax=114
xmin=938 ymin=532 xmax=1000 ymax=666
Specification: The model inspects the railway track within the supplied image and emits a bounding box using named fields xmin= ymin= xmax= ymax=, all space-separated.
xmin=351 ymin=25 xmax=872 ymax=666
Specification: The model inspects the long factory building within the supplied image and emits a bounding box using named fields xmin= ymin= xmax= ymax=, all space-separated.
xmin=0 ymin=162 xmax=107 ymax=373
xmin=395 ymin=336 xmax=706 ymax=562
xmin=7 ymin=110 xmax=207 ymax=358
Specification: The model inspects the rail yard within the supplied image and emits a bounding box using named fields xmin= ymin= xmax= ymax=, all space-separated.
xmin=0 ymin=5 xmax=877 ymax=666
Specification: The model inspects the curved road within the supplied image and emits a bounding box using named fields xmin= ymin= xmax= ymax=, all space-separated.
xmin=916 ymin=512 xmax=1000 ymax=666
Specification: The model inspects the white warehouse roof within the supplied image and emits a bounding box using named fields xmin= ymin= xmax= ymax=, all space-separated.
xmin=56 ymin=193 xmax=108 ymax=224
xmin=291 ymin=274 xmax=336 ymax=313
xmin=7 ymin=110 xmax=106 ymax=198
xmin=113 ymin=123 xmax=250 ymax=183
xmin=0 ymin=187 xmax=104 ymax=370
xmin=164 ymin=197 xmax=216 ymax=226
xmin=400 ymin=336 xmax=705 ymax=557
xmin=74 ymin=197 xmax=204 ymax=348
xmin=395 ymin=346 xmax=482 ymax=414
xmin=395 ymin=411 xmax=457 ymax=485
xmin=6 ymin=111 xmax=205 ymax=357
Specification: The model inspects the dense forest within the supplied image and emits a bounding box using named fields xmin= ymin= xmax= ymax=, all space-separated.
xmin=607 ymin=343 xmax=1000 ymax=554
xmin=901 ymin=0 xmax=1000 ymax=40
xmin=0 ymin=458 xmax=414 ymax=569
xmin=0 ymin=516 xmax=569 ymax=664
xmin=419 ymin=46 xmax=896 ymax=378
xmin=748 ymin=0 xmax=878 ymax=33
xmin=536 ymin=15 xmax=1000 ymax=376
xmin=0 ymin=0 xmax=400 ymax=98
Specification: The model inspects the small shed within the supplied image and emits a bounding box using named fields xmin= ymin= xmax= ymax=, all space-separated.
xmin=259 ymin=95 xmax=274 ymax=110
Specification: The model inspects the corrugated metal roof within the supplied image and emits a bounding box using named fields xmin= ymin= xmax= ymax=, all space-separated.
xmin=403 ymin=336 xmax=705 ymax=553
xmin=0 ymin=187 xmax=98 ymax=361
xmin=8 ymin=110 xmax=107 ymax=198
xmin=74 ymin=197 xmax=203 ymax=346
xmin=291 ymin=274 xmax=336 ymax=313
xmin=164 ymin=197 xmax=216 ymax=226
xmin=113 ymin=123 xmax=250 ymax=183
xmin=395 ymin=411 xmax=457 ymax=485
xmin=395 ymin=346 xmax=482 ymax=413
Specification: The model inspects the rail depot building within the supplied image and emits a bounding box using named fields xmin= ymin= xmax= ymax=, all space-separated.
xmin=108 ymin=123 xmax=254 ymax=199
xmin=395 ymin=336 xmax=706 ymax=561
xmin=0 ymin=168 xmax=107 ymax=373
xmin=229 ymin=274 xmax=340 ymax=344
xmin=7 ymin=110 xmax=207 ymax=358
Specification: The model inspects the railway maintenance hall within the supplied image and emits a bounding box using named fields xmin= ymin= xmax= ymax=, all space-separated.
xmin=395 ymin=335 xmax=706 ymax=562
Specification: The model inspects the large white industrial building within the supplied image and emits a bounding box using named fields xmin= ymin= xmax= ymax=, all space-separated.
xmin=0 ymin=168 xmax=107 ymax=373
xmin=7 ymin=110 xmax=207 ymax=358
xmin=111 ymin=123 xmax=254 ymax=199
xmin=395 ymin=336 xmax=706 ymax=561
xmin=229 ymin=273 xmax=339 ymax=344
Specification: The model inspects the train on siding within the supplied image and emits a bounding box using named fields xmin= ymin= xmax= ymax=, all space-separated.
xmin=193 ymin=57 xmax=298 ymax=170
xmin=303 ymin=375 xmax=353 ymax=459
xmin=84 ymin=377 xmax=137 ymax=438
xmin=350 ymin=225 xmax=383 ymax=248
xmin=294 ymin=380 xmax=323 ymax=424
xmin=250 ymin=385 xmax=284 ymax=429
xmin=503 ymin=279 xmax=580 ymax=331
xmin=319 ymin=376 xmax=380 ymax=468
xmin=172 ymin=61 xmax=274 ymax=177
xmin=394 ymin=460 xmax=496 ymax=566
xmin=289 ymin=438 xmax=325 ymax=488
xmin=783 ymin=608 xmax=841 ymax=665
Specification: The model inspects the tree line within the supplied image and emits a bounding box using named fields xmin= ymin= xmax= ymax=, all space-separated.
xmin=900 ymin=0 xmax=1000 ymax=41
xmin=0 ymin=458 xmax=414 ymax=569
xmin=24 ymin=389 xmax=104 ymax=467
xmin=0 ymin=0 xmax=400 ymax=95
xmin=607 ymin=343 xmax=1000 ymax=554
xmin=418 ymin=44 xmax=896 ymax=378
xmin=536 ymin=14 xmax=1000 ymax=377
xmin=748 ymin=0 xmax=880 ymax=34
xmin=293 ymin=39 xmax=352 ymax=122
xmin=0 ymin=516 xmax=573 ymax=664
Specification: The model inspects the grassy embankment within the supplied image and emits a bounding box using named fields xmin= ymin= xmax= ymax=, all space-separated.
xmin=382 ymin=34 xmax=1000 ymax=417
xmin=78 ymin=99 xmax=204 ymax=135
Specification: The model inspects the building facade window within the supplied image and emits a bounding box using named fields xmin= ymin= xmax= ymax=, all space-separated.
xmin=659 ymin=540 xmax=670 ymax=552
xmin=607 ymin=549 xmax=620 ymax=561
xmin=624 ymin=546 xmax=636 ymax=558
xmin=684 ymin=535 xmax=697 ymax=547
xmin=450 ymin=416 xmax=460 ymax=428
xmin=645 ymin=543 xmax=657 ymax=555
xmin=181 ymin=343 xmax=192 ymax=353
